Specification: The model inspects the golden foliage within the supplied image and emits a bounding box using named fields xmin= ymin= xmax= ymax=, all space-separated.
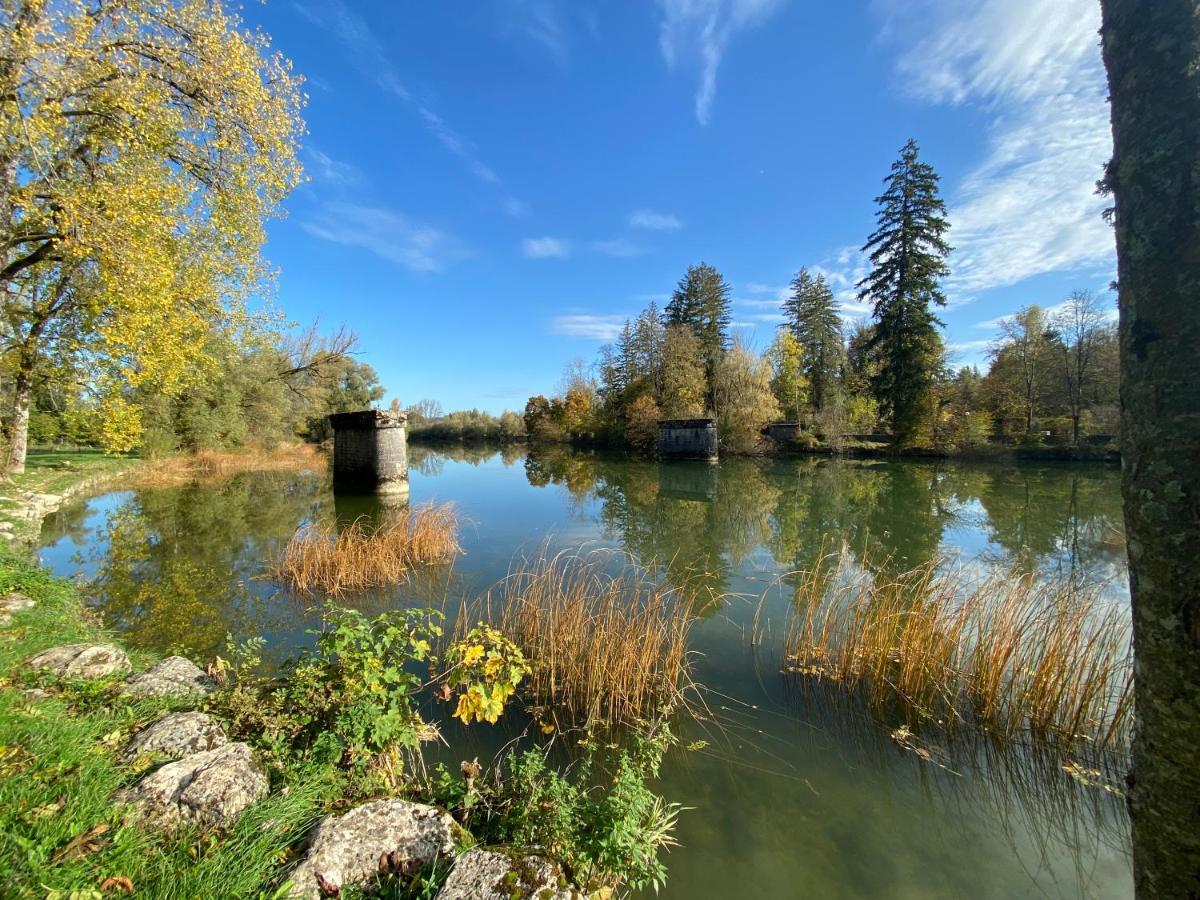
xmin=1 ymin=0 xmax=305 ymax=451
xmin=273 ymin=503 xmax=462 ymax=597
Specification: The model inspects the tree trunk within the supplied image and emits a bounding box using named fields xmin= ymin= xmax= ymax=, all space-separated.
xmin=1099 ymin=1 xmax=1200 ymax=896
xmin=4 ymin=347 xmax=35 ymax=476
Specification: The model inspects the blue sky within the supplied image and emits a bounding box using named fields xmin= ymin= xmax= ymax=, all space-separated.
xmin=243 ymin=0 xmax=1116 ymax=413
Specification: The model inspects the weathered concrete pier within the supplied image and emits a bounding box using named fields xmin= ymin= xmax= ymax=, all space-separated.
xmin=657 ymin=418 xmax=718 ymax=461
xmin=328 ymin=409 xmax=409 ymax=496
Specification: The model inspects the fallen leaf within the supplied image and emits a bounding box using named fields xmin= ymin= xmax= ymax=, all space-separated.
xmin=52 ymin=823 xmax=111 ymax=863
xmin=99 ymin=875 xmax=134 ymax=894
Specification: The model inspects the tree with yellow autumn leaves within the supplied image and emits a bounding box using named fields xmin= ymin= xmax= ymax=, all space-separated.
xmin=0 ymin=0 xmax=304 ymax=472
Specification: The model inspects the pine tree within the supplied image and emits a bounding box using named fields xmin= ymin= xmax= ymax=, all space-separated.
xmin=857 ymin=139 xmax=951 ymax=446
xmin=665 ymin=263 xmax=732 ymax=388
xmin=783 ymin=268 xmax=844 ymax=413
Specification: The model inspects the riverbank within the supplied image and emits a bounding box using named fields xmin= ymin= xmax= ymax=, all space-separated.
xmin=0 ymin=453 xmax=678 ymax=898
xmin=0 ymin=450 xmax=140 ymax=546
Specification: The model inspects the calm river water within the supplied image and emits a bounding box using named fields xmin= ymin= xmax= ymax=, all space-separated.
xmin=37 ymin=445 xmax=1132 ymax=899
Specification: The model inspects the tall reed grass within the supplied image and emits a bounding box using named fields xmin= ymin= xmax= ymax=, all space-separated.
xmin=132 ymin=443 xmax=324 ymax=487
xmin=274 ymin=503 xmax=461 ymax=597
xmin=782 ymin=551 xmax=1132 ymax=752
xmin=457 ymin=548 xmax=696 ymax=726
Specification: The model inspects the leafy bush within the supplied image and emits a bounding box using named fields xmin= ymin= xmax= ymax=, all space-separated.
xmin=444 ymin=623 xmax=528 ymax=724
xmin=434 ymin=725 xmax=682 ymax=895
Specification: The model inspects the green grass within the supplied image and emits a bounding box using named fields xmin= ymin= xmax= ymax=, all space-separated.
xmin=0 ymin=552 xmax=332 ymax=899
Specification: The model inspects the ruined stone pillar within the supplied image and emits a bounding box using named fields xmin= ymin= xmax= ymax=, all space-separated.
xmin=657 ymin=418 xmax=719 ymax=461
xmin=327 ymin=410 xmax=409 ymax=496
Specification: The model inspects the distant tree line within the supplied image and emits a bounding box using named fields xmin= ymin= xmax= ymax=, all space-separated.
xmin=522 ymin=139 xmax=1119 ymax=456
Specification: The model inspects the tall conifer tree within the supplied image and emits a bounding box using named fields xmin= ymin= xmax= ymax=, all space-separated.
xmin=784 ymin=268 xmax=844 ymax=412
xmin=665 ymin=262 xmax=732 ymax=389
xmin=856 ymin=139 xmax=951 ymax=445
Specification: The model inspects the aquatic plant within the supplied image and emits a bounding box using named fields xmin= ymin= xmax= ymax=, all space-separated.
xmin=273 ymin=503 xmax=461 ymax=597
xmin=782 ymin=550 xmax=1133 ymax=752
xmin=130 ymin=443 xmax=325 ymax=487
xmin=457 ymin=548 xmax=697 ymax=726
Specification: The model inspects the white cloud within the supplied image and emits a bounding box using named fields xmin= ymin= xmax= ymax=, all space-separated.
xmin=743 ymin=282 xmax=787 ymax=297
xmin=301 ymin=203 xmax=465 ymax=272
xmin=876 ymin=0 xmax=1114 ymax=299
xmin=590 ymin=238 xmax=647 ymax=258
xmin=522 ymin=237 xmax=571 ymax=259
xmin=511 ymin=1 xmax=569 ymax=65
xmin=656 ymin=0 xmax=787 ymax=125
xmin=295 ymin=0 xmax=524 ymax=204
xmin=630 ymin=209 xmax=683 ymax=231
xmin=551 ymin=314 xmax=626 ymax=340
xmin=305 ymin=148 xmax=364 ymax=186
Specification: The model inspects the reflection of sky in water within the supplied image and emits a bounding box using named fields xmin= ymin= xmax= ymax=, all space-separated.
xmin=34 ymin=448 xmax=1132 ymax=899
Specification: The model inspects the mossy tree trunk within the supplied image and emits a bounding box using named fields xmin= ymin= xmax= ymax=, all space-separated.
xmin=1099 ymin=1 xmax=1200 ymax=895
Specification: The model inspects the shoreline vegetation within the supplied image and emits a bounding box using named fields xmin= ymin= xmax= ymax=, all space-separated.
xmin=0 ymin=458 xmax=686 ymax=898
xmin=2 ymin=448 xmax=1135 ymax=896
xmin=782 ymin=549 xmax=1132 ymax=755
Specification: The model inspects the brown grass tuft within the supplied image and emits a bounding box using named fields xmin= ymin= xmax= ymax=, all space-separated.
xmin=783 ymin=550 xmax=1132 ymax=753
xmin=457 ymin=547 xmax=697 ymax=726
xmin=131 ymin=444 xmax=325 ymax=487
xmin=274 ymin=502 xmax=461 ymax=597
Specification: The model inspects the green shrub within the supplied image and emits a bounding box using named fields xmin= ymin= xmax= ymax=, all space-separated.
xmin=433 ymin=725 xmax=682 ymax=895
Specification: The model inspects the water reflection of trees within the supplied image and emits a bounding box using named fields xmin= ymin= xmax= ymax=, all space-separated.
xmin=520 ymin=447 xmax=1126 ymax=603
xmin=82 ymin=471 xmax=326 ymax=660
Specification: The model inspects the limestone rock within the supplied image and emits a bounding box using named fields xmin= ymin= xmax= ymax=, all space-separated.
xmin=0 ymin=591 xmax=34 ymax=625
xmin=118 ymin=742 xmax=266 ymax=829
xmin=437 ymin=849 xmax=580 ymax=900
xmin=122 ymin=711 xmax=228 ymax=764
xmin=288 ymin=799 xmax=456 ymax=899
xmin=26 ymin=643 xmax=130 ymax=680
xmin=123 ymin=656 xmax=216 ymax=698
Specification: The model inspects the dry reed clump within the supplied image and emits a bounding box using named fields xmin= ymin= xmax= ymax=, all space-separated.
xmin=458 ymin=548 xmax=696 ymax=726
xmin=131 ymin=443 xmax=325 ymax=487
xmin=274 ymin=503 xmax=461 ymax=597
xmin=783 ymin=551 xmax=1133 ymax=753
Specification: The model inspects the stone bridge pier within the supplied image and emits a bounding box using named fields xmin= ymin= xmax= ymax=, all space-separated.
xmin=328 ymin=410 xmax=409 ymax=496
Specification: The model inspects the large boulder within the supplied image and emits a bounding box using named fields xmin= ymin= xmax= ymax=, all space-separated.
xmin=121 ymin=712 xmax=228 ymax=764
xmin=288 ymin=799 xmax=456 ymax=899
xmin=0 ymin=591 xmax=34 ymax=626
xmin=26 ymin=643 xmax=130 ymax=680
xmin=118 ymin=742 xmax=266 ymax=829
xmin=437 ymin=849 xmax=580 ymax=900
xmin=123 ymin=656 xmax=216 ymax=698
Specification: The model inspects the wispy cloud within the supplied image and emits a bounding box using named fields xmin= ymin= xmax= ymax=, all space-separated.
xmin=876 ymin=0 xmax=1114 ymax=299
xmin=506 ymin=0 xmax=570 ymax=65
xmin=590 ymin=238 xmax=647 ymax=258
xmin=522 ymin=237 xmax=571 ymax=259
xmin=550 ymin=314 xmax=626 ymax=340
xmin=294 ymin=0 xmax=524 ymax=212
xmin=305 ymin=147 xmax=363 ymax=186
xmin=301 ymin=203 xmax=466 ymax=272
xmin=656 ymin=0 xmax=787 ymax=125
xmin=630 ymin=209 xmax=683 ymax=231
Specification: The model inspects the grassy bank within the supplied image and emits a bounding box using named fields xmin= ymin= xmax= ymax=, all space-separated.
xmin=0 ymin=450 xmax=138 ymax=544
xmin=0 ymin=551 xmax=336 ymax=898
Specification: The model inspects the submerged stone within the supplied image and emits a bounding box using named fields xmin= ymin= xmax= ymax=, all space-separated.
xmin=121 ymin=711 xmax=228 ymax=764
xmin=288 ymin=798 xmax=455 ymax=899
xmin=123 ymin=656 xmax=216 ymax=698
xmin=437 ymin=849 xmax=580 ymax=900
xmin=26 ymin=643 xmax=130 ymax=680
xmin=118 ymin=742 xmax=266 ymax=829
